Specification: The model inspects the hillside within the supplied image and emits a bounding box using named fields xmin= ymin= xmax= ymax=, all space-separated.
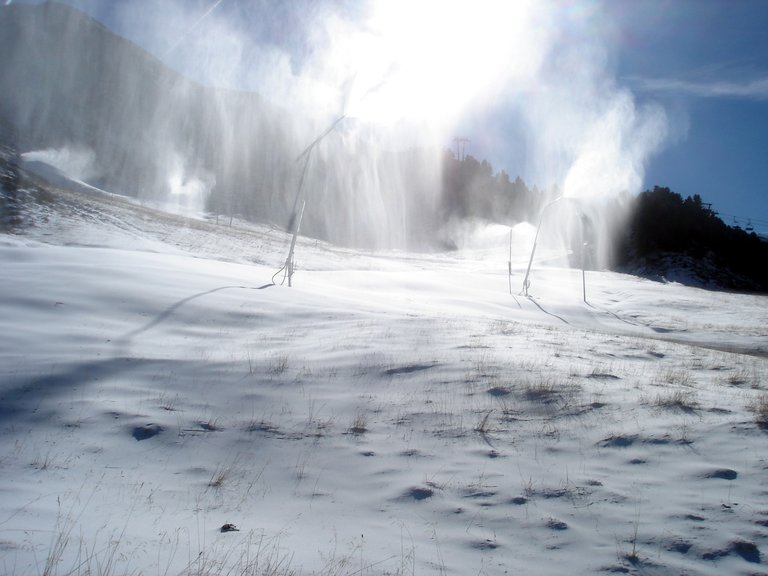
xmin=616 ymin=187 xmax=768 ymax=293
xmin=7 ymin=1 xmax=766 ymax=287
xmin=0 ymin=1 xmax=301 ymax=218
xmin=0 ymin=2 xmax=444 ymax=249
xmin=1 ymin=165 xmax=767 ymax=575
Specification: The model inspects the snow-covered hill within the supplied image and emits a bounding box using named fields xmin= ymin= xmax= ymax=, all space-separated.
xmin=1 ymin=174 xmax=767 ymax=575
xmin=0 ymin=3 xmax=443 ymax=249
xmin=0 ymin=2 xmax=308 ymax=230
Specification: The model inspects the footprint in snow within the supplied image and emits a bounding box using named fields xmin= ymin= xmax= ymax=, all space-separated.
xmin=132 ymin=423 xmax=163 ymax=441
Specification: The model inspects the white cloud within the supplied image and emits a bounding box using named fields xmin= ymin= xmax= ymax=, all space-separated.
xmin=631 ymin=74 xmax=768 ymax=100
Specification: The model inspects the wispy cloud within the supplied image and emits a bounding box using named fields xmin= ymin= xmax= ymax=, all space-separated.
xmin=629 ymin=75 xmax=768 ymax=100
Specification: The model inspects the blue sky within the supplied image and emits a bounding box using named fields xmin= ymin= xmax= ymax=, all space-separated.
xmin=607 ymin=0 xmax=768 ymax=235
xmin=10 ymin=0 xmax=768 ymax=235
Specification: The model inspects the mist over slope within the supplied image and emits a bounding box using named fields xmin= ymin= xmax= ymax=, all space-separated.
xmin=0 ymin=3 xmax=289 ymax=210
xmin=0 ymin=2 xmax=443 ymax=249
xmin=10 ymin=0 xmax=763 ymax=292
xmin=2 ymin=1 xmax=678 ymax=257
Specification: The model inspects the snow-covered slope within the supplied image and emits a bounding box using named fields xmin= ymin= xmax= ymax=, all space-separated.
xmin=1 ymin=179 xmax=767 ymax=575
xmin=0 ymin=2 xmax=293 ymax=214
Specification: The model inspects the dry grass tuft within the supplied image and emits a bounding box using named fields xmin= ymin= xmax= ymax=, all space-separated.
xmin=208 ymin=465 xmax=230 ymax=489
xmin=656 ymin=368 xmax=693 ymax=387
xmin=347 ymin=413 xmax=369 ymax=435
xmin=523 ymin=379 xmax=562 ymax=403
xmin=199 ymin=418 xmax=222 ymax=431
xmin=522 ymin=378 xmax=580 ymax=407
xmin=474 ymin=410 xmax=494 ymax=435
xmin=653 ymin=389 xmax=699 ymax=412
xmin=726 ymin=367 xmax=758 ymax=389
xmin=747 ymin=393 xmax=768 ymax=430
xmin=268 ymin=353 xmax=290 ymax=375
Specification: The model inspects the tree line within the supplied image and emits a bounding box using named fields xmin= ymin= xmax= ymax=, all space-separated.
xmin=441 ymin=151 xmax=543 ymax=225
xmin=614 ymin=186 xmax=768 ymax=292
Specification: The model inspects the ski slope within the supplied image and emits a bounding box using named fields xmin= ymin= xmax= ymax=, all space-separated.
xmin=1 ymin=178 xmax=767 ymax=575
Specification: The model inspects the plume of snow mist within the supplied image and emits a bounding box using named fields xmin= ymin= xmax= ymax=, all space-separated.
xmin=523 ymin=76 xmax=668 ymax=204
xmin=508 ymin=3 xmax=669 ymax=271
xmin=21 ymin=147 xmax=98 ymax=183
xmin=1 ymin=1 xmax=670 ymax=254
xmin=165 ymin=152 xmax=215 ymax=217
xmin=125 ymin=0 xmax=561 ymax=248
xmin=159 ymin=0 xmax=668 ymax=253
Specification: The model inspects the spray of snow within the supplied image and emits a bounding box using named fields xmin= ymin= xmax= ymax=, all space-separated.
xmin=165 ymin=152 xmax=215 ymax=217
xmin=150 ymin=0 xmax=668 ymax=253
xmin=21 ymin=147 xmax=99 ymax=183
xmin=6 ymin=0 xmax=669 ymax=253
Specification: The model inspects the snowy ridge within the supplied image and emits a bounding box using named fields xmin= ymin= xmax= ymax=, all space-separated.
xmin=1 ymin=179 xmax=767 ymax=575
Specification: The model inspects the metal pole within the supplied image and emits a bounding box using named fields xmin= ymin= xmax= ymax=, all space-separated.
xmin=508 ymin=229 xmax=512 ymax=295
xmin=521 ymin=221 xmax=539 ymax=297
xmin=278 ymin=114 xmax=346 ymax=287
xmin=282 ymin=148 xmax=313 ymax=287
xmin=521 ymin=196 xmax=562 ymax=296
xmin=286 ymin=198 xmax=306 ymax=287
xmin=580 ymin=212 xmax=588 ymax=303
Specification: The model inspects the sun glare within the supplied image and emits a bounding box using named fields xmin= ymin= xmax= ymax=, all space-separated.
xmin=341 ymin=0 xmax=552 ymax=129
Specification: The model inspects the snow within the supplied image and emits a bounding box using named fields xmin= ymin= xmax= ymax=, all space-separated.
xmin=1 ymin=181 xmax=767 ymax=575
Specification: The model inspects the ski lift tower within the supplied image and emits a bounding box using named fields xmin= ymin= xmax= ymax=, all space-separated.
xmin=452 ymin=137 xmax=470 ymax=161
